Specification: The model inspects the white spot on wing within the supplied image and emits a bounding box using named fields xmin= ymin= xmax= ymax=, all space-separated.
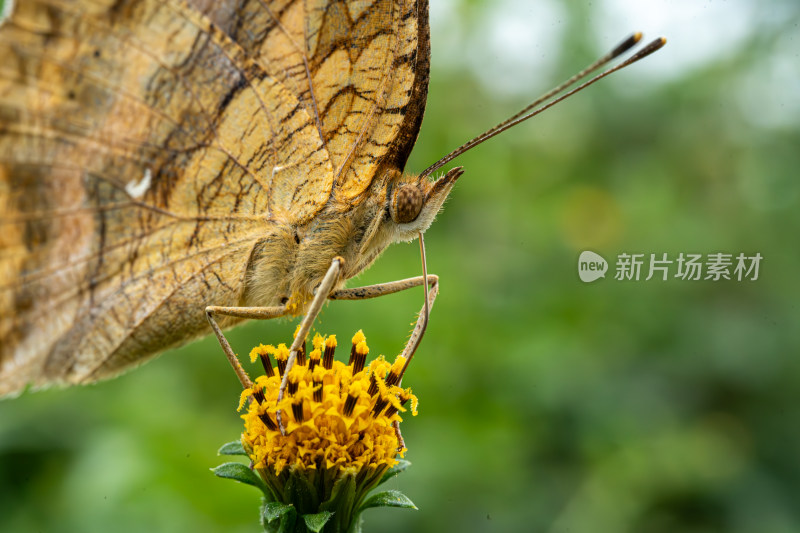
xmin=125 ymin=168 xmax=152 ymax=199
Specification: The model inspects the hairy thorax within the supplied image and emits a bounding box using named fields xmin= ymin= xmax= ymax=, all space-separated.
xmin=241 ymin=171 xmax=394 ymax=313
xmin=240 ymin=166 xmax=452 ymax=314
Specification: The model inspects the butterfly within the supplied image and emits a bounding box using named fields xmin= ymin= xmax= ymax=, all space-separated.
xmin=0 ymin=0 xmax=453 ymax=395
xmin=0 ymin=0 xmax=664 ymax=396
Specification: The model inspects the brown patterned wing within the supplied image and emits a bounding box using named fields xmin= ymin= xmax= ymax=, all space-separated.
xmin=0 ymin=0 xmax=334 ymax=393
xmin=191 ymin=0 xmax=431 ymax=205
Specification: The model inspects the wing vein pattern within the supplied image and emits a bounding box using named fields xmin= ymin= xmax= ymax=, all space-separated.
xmin=0 ymin=0 xmax=429 ymax=394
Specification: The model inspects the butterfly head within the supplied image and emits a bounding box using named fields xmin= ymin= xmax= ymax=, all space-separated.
xmin=387 ymin=166 xmax=464 ymax=242
xmin=342 ymin=165 xmax=464 ymax=282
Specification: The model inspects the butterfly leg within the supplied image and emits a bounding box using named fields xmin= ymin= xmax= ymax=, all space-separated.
xmin=205 ymin=259 xmax=343 ymax=434
xmin=330 ymin=232 xmax=438 ymax=449
xmin=274 ymin=257 xmax=344 ymax=433
xmin=329 ymin=274 xmax=439 ymax=360
xmin=332 ymin=231 xmax=438 ymax=373
xmin=330 ymin=274 xmax=439 ymax=450
xmin=205 ymin=304 xmax=288 ymax=389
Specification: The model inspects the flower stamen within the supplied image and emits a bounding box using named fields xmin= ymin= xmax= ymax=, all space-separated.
xmin=371 ymin=395 xmax=388 ymax=417
xmin=287 ymin=369 xmax=300 ymax=396
xmin=385 ymin=355 xmax=406 ymax=387
xmin=297 ymin=339 xmax=307 ymax=366
xmin=249 ymin=344 xmax=276 ymax=377
xmin=384 ymin=391 xmax=412 ymax=418
xmin=259 ymin=412 xmax=278 ymax=431
xmin=343 ymin=381 xmax=361 ymax=417
xmin=275 ymin=344 xmax=289 ymax=376
xmin=252 ymin=386 xmax=266 ymax=405
xmin=291 ymin=398 xmax=305 ymax=423
xmin=308 ymin=347 xmax=321 ymax=371
xmin=352 ymin=340 xmax=368 ymax=374
xmin=323 ymin=335 xmax=337 ymax=369
xmin=348 ymin=330 xmax=366 ymax=365
xmin=312 ymin=366 xmax=324 ymax=403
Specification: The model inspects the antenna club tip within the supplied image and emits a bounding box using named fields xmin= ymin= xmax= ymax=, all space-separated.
xmin=648 ymin=37 xmax=668 ymax=52
xmin=632 ymin=37 xmax=667 ymax=60
xmin=612 ymin=32 xmax=644 ymax=58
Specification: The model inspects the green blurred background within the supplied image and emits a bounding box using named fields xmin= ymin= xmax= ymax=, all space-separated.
xmin=2 ymin=0 xmax=799 ymax=531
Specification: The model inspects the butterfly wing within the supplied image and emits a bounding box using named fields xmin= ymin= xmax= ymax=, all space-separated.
xmin=0 ymin=0 xmax=335 ymax=392
xmin=191 ymin=0 xmax=431 ymax=203
xmin=0 ymin=0 xmax=430 ymax=394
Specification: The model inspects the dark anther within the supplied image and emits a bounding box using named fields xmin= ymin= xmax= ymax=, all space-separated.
xmin=343 ymin=393 xmax=358 ymax=417
xmin=309 ymin=349 xmax=320 ymax=371
xmin=371 ymin=396 xmax=388 ymax=417
xmin=352 ymin=350 xmax=366 ymax=374
xmin=385 ymin=369 xmax=400 ymax=387
xmin=252 ymin=388 xmax=266 ymax=404
xmin=323 ymin=342 xmax=336 ymax=369
xmin=259 ymin=413 xmax=278 ymax=431
xmin=367 ymin=373 xmax=380 ymax=396
xmin=291 ymin=400 xmax=304 ymax=423
xmin=384 ymin=394 xmax=410 ymax=419
xmin=313 ymin=379 xmax=323 ymax=403
xmin=259 ymin=354 xmax=274 ymax=377
xmin=348 ymin=342 xmax=357 ymax=366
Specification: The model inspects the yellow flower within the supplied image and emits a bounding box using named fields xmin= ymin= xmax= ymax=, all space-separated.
xmin=218 ymin=330 xmax=418 ymax=531
xmin=240 ymin=330 xmax=417 ymax=476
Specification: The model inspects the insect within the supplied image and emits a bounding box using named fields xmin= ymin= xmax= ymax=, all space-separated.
xmin=0 ymin=0 xmax=663 ymax=396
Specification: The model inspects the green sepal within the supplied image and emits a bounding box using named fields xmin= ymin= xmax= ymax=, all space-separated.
xmin=218 ymin=440 xmax=247 ymax=456
xmin=259 ymin=498 xmax=285 ymax=533
xmin=302 ymin=511 xmax=334 ymax=532
xmin=276 ymin=513 xmax=296 ymax=533
xmin=284 ymin=470 xmax=320 ymax=514
xmin=358 ymin=490 xmax=417 ymax=512
xmin=377 ymin=460 xmax=411 ymax=486
xmin=276 ymin=507 xmax=298 ymax=533
xmin=212 ymin=462 xmax=268 ymax=494
xmin=261 ymin=501 xmax=294 ymax=523
xmin=319 ymin=472 xmax=357 ymax=532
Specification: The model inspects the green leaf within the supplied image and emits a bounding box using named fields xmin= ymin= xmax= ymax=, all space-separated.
xmin=218 ymin=440 xmax=247 ymax=456
xmin=302 ymin=511 xmax=334 ymax=532
xmin=377 ymin=460 xmax=411 ymax=486
xmin=212 ymin=462 xmax=267 ymax=494
xmin=359 ymin=490 xmax=417 ymax=512
xmin=262 ymin=501 xmax=294 ymax=523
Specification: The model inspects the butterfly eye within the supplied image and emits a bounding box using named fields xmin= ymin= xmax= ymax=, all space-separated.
xmin=391 ymin=184 xmax=424 ymax=224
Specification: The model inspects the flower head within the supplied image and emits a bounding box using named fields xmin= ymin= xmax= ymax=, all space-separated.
xmin=217 ymin=330 xmax=418 ymax=532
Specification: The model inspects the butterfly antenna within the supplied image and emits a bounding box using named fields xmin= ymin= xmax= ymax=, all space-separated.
xmin=419 ymin=34 xmax=666 ymax=180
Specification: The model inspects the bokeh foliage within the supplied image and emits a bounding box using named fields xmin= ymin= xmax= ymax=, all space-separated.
xmin=2 ymin=1 xmax=799 ymax=532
